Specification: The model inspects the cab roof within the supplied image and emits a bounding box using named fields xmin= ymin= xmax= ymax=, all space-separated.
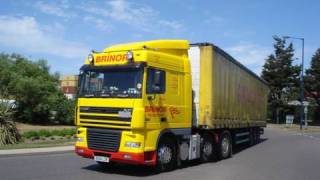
xmin=103 ymin=39 xmax=189 ymax=52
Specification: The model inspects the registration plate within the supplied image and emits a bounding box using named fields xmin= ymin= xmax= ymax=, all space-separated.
xmin=94 ymin=156 xmax=109 ymax=163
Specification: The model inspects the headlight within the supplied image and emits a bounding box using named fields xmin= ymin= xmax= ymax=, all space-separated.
xmin=125 ymin=142 xmax=141 ymax=148
xmin=88 ymin=54 xmax=94 ymax=63
xmin=126 ymin=51 xmax=133 ymax=61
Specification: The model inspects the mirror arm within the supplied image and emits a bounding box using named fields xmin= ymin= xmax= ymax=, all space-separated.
xmin=147 ymin=94 xmax=156 ymax=101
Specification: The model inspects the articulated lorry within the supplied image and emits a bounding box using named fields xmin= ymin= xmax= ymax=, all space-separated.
xmin=75 ymin=40 xmax=269 ymax=171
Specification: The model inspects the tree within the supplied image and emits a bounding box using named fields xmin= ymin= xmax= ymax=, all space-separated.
xmin=0 ymin=53 xmax=75 ymax=125
xmin=261 ymin=36 xmax=300 ymax=123
xmin=305 ymin=48 xmax=320 ymax=123
xmin=50 ymin=93 xmax=75 ymax=125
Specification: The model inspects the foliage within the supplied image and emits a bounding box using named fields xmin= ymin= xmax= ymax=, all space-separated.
xmin=50 ymin=94 xmax=75 ymax=125
xmin=0 ymin=53 xmax=75 ymax=124
xmin=305 ymin=49 xmax=320 ymax=123
xmin=0 ymin=100 xmax=21 ymax=145
xmin=261 ymin=36 xmax=301 ymax=123
xmin=305 ymin=49 xmax=320 ymax=106
xmin=22 ymin=128 xmax=76 ymax=139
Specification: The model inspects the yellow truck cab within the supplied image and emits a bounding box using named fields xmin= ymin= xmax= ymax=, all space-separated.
xmin=75 ymin=40 xmax=269 ymax=171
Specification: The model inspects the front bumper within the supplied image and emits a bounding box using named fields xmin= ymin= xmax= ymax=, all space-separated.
xmin=75 ymin=146 xmax=156 ymax=166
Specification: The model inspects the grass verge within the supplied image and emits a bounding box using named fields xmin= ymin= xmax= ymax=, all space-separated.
xmin=0 ymin=139 xmax=74 ymax=150
xmin=0 ymin=128 xmax=76 ymax=150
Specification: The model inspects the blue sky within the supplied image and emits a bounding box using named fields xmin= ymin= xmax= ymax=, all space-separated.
xmin=0 ymin=0 xmax=319 ymax=76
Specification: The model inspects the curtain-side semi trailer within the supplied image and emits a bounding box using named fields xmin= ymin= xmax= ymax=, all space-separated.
xmin=75 ymin=40 xmax=269 ymax=172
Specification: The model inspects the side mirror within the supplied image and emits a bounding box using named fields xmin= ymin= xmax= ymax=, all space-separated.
xmin=147 ymin=68 xmax=165 ymax=94
xmin=154 ymin=71 xmax=161 ymax=86
xmin=152 ymin=71 xmax=162 ymax=91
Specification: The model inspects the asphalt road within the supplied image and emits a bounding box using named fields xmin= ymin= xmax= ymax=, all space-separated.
xmin=1 ymin=127 xmax=320 ymax=180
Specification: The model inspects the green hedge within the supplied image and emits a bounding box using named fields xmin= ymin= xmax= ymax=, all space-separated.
xmin=22 ymin=128 xmax=76 ymax=139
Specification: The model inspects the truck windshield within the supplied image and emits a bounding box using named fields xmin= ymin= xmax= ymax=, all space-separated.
xmin=78 ymin=68 xmax=143 ymax=98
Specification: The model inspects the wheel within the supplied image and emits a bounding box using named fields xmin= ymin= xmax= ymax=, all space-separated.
xmin=200 ymin=133 xmax=215 ymax=162
xmin=219 ymin=131 xmax=232 ymax=159
xmin=156 ymin=137 xmax=177 ymax=172
xmin=249 ymin=128 xmax=255 ymax=146
xmin=255 ymin=128 xmax=261 ymax=143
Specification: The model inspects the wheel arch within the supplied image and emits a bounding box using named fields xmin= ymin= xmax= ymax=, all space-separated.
xmin=156 ymin=129 xmax=179 ymax=149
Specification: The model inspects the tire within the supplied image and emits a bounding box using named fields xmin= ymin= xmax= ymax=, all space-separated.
xmin=255 ymin=128 xmax=261 ymax=143
xmin=156 ymin=137 xmax=177 ymax=172
xmin=219 ymin=131 xmax=232 ymax=159
xmin=200 ymin=133 xmax=215 ymax=162
xmin=249 ymin=128 xmax=255 ymax=146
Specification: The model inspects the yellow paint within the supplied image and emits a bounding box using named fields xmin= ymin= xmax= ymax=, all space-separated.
xmin=75 ymin=127 xmax=87 ymax=148
xmin=104 ymin=40 xmax=189 ymax=52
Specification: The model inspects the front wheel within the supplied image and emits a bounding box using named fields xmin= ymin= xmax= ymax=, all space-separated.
xmin=156 ymin=138 xmax=177 ymax=172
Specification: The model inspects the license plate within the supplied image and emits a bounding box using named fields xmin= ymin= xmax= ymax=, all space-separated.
xmin=94 ymin=156 xmax=109 ymax=163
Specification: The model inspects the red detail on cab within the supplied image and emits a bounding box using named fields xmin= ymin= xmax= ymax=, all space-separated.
xmin=75 ymin=146 xmax=156 ymax=166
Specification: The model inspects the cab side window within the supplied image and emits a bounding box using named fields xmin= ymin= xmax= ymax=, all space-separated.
xmin=147 ymin=68 xmax=166 ymax=94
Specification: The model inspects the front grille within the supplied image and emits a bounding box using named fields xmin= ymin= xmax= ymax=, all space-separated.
xmin=87 ymin=128 xmax=121 ymax=152
xmin=80 ymin=115 xmax=131 ymax=122
xmin=79 ymin=106 xmax=132 ymax=129
xmin=80 ymin=106 xmax=128 ymax=114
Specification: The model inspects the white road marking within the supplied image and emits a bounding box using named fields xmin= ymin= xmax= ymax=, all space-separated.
xmin=296 ymin=133 xmax=320 ymax=141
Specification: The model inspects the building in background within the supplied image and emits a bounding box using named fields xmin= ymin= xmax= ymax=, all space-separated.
xmin=60 ymin=75 xmax=78 ymax=99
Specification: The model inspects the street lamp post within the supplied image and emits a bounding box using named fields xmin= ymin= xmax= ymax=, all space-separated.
xmin=283 ymin=36 xmax=305 ymax=130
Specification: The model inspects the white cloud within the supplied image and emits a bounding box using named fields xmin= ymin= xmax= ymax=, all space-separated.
xmin=32 ymin=0 xmax=184 ymax=33
xmin=83 ymin=16 xmax=113 ymax=32
xmin=34 ymin=1 xmax=75 ymax=18
xmin=226 ymin=43 xmax=271 ymax=75
xmin=159 ymin=20 xmax=183 ymax=32
xmin=0 ymin=15 xmax=89 ymax=59
xmin=80 ymin=0 xmax=184 ymax=33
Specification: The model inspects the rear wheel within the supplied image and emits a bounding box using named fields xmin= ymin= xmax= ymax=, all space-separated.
xmin=156 ymin=137 xmax=177 ymax=172
xmin=219 ymin=131 xmax=232 ymax=159
xmin=201 ymin=133 xmax=215 ymax=162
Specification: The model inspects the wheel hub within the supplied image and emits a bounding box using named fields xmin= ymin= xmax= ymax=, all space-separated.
xmin=158 ymin=146 xmax=172 ymax=164
xmin=222 ymin=137 xmax=229 ymax=155
xmin=203 ymin=142 xmax=213 ymax=156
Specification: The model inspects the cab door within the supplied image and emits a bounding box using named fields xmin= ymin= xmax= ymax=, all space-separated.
xmin=145 ymin=67 xmax=167 ymax=129
xmin=145 ymin=67 xmax=187 ymax=130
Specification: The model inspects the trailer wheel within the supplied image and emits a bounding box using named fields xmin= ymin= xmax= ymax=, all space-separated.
xmin=255 ymin=128 xmax=261 ymax=143
xmin=200 ymin=133 xmax=215 ymax=162
xmin=249 ymin=128 xmax=255 ymax=146
xmin=219 ymin=131 xmax=232 ymax=159
xmin=156 ymin=137 xmax=177 ymax=172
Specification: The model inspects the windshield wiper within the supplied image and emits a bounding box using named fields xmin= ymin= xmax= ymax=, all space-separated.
xmin=116 ymin=94 xmax=129 ymax=98
xmin=100 ymin=93 xmax=111 ymax=97
xmin=83 ymin=94 xmax=95 ymax=97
